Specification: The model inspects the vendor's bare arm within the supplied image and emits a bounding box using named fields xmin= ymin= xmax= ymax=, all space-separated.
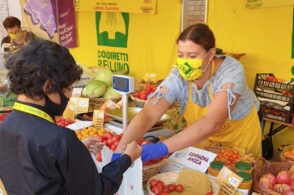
xmin=116 ymin=96 xmax=170 ymax=152
xmin=164 ymin=86 xmax=240 ymax=153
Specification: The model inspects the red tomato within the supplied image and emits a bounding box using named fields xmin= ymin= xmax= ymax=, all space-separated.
xmin=132 ymin=92 xmax=140 ymax=98
xmin=96 ymin=152 xmax=102 ymax=162
xmin=113 ymin=135 xmax=121 ymax=142
xmin=110 ymin=145 xmax=116 ymax=151
xmin=167 ymin=184 xmax=176 ymax=192
xmin=151 ymin=186 xmax=162 ymax=195
xmin=113 ymin=141 xmax=119 ymax=147
xmin=107 ymin=139 xmax=114 ymax=146
xmin=150 ymin=85 xmax=157 ymax=91
xmin=175 ymin=184 xmax=184 ymax=192
xmin=163 ymin=187 xmax=170 ymax=193
xmin=139 ymin=93 xmax=147 ymax=100
xmin=104 ymin=132 xmax=113 ymax=139
xmin=157 ymin=180 xmax=165 ymax=189
xmin=149 ymin=179 xmax=158 ymax=187
xmin=161 ymin=193 xmax=170 ymax=195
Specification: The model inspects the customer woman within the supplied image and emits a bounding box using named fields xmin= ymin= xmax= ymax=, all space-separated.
xmin=115 ymin=23 xmax=262 ymax=161
xmin=0 ymin=37 xmax=142 ymax=195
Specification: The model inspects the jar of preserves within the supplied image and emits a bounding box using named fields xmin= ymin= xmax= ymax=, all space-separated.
xmin=236 ymin=171 xmax=252 ymax=195
xmin=234 ymin=161 xmax=252 ymax=173
xmin=208 ymin=161 xmax=224 ymax=178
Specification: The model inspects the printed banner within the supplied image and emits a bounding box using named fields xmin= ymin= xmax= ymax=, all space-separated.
xmin=96 ymin=12 xmax=130 ymax=74
xmin=74 ymin=0 xmax=157 ymax=14
xmin=58 ymin=0 xmax=77 ymax=48
xmin=21 ymin=0 xmax=77 ymax=48
xmin=245 ymin=0 xmax=293 ymax=9
xmin=70 ymin=0 xmax=181 ymax=80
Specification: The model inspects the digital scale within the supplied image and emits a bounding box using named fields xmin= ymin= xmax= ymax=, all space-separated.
xmin=107 ymin=75 xmax=175 ymax=140
xmin=112 ymin=75 xmax=135 ymax=131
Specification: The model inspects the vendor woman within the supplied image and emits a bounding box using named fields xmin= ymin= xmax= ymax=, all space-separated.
xmin=115 ymin=23 xmax=262 ymax=161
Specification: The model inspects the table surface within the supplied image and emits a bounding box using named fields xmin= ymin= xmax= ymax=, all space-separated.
xmin=263 ymin=118 xmax=294 ymax=128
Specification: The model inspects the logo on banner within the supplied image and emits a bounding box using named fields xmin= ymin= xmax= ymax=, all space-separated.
xmin=96 ymin=12 xmax=130 ymax=74
xmin=96 ymin=12 xmax=129 ymax=47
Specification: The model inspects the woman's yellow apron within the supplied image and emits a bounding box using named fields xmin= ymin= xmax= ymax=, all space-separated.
xmin=183 ymin=67 xmax=262 ymax=157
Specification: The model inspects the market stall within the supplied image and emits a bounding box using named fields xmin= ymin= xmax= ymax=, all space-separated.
xmin=0 ymin=0 xmax=293 ymax=195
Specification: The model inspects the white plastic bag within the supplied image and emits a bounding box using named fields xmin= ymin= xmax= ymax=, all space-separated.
xmin=91 ymin=145 xmax=113 ymax=172
xmin=115 ymin=158 xmax=144 ymax=195
xmin=91 ymin=146 xmax=144 ymax=195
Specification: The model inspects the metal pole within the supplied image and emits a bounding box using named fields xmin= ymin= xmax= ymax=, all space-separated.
xmin=122 ymin=93 xmax=128 ymax=131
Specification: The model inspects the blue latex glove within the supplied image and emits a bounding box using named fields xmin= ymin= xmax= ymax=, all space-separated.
xmin=111 ymin=153 xmax=122 ymax=162
xmin=141 ymin=142 xmax=169 ymax=162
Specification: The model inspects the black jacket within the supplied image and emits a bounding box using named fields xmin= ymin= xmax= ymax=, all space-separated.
xmin=0 ymin=104 xmax=132 ymax=195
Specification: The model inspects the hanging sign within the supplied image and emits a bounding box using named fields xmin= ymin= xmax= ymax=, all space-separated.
xmin=74 ymin=0 xmax=157 ymax=14
xmin=245 ymin=0 xmax=293 ymax=9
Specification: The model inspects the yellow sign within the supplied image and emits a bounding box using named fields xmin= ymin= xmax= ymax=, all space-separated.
xmin=245 ymin=0 xmax=293 ymax=9
xmin=75 ymin=0 xmax=157 ymax=14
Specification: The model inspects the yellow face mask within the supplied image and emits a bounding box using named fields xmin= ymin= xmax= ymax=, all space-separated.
xmin=8 ymin=33 xmax=17 ymax=40
xmin=177 ymin=57 xmax=204 ymax=80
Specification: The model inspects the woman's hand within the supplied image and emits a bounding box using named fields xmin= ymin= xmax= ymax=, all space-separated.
xmin=123 ymin=141 xmax=142 ymax=161
xmin=81 ymin=136 xmax=104 ymax=154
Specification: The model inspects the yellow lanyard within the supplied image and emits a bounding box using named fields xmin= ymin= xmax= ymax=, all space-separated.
xmin=13 ymin=102 xmax=55 ymax=123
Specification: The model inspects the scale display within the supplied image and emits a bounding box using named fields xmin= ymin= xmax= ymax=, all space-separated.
xmin=112 ymin=75 xmax=134 ymax=93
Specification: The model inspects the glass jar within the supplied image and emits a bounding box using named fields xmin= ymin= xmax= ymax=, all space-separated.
xmin=236 ymin=171 xmax=252 ymax=195
xmin=208 ymin=161 xmax=224 ymax=178
xmin=234 ymin=161 xmax=252 ymax=173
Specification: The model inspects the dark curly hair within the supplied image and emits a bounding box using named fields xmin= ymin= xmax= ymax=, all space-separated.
xmin=177 ymin=23 xmax=215 ymax=51
xmin=6 ymin=37 xmax=83 ymax=99
xmin=3 ymin=16 xmax=21 ymax=29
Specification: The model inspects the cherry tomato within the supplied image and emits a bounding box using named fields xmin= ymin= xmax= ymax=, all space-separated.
xmin=149 ymin=179 xmax=158 ymax=187
xmin=104 ymin=132 xmax=113 ymax=139
xmin=167 ymin=184 xmax=176 ymax=192
xmin=151 ymin=186 xmax=162 ymax=195
xmin=163 ymin=187 xmax=170 ymax=193
xmin=96 ymin=152 xmax=102 ymax=162
xmin=175 ymin=184 xmax=184 ymax=192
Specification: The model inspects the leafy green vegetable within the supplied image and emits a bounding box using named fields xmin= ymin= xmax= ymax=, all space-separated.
xmin=82 ymin=80 xmax=107 ymax=98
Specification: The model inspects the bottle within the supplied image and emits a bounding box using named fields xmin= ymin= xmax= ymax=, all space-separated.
xmin=208 ymin=161 xmax=224 ymax=178
xmin=236 ymin=171 xmax=252 ymax=195
xmin=234 ymin=161 xmax=252 ymax=173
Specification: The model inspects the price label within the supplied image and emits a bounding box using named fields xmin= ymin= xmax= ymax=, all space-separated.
xmin=93 ymin=110 xmax=104 ymax=129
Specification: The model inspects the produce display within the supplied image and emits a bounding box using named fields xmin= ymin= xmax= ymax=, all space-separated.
xmin=149 ymin=178 xmax=184 ymax=195
xmin=76 ymin=126 xmax=107 ymax=140
xmin=82 ymin=68 xmax=121 ymax=99
xmin=132 ymin=82 xmax=157 ymax=100
xmin=215 ymin=148 xmax=242 ymax=166
xmin=75 ymin=126 xmax=166 ymax=165
xmin=56 ymin=117 xmax=74 ymax=127
xmin=259 ymin=169 xmax=294 ymax=194
xmin=0 ymin=91 xmax=17 ymax=107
